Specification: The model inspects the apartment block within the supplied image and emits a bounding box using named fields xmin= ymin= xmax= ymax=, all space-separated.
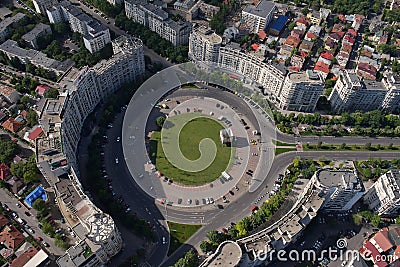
xmin=32 ymin=0 xmax=57 ymax=14
xmin=279 ymin=70 xmax=324 ymax=112
xmin=241 ymin=0 xmax=276 ymax=34
xmin=188 ymin=27 xmax=222 ymax=66
xmin=364 ymin=170 xmax=400 ymax=216
xmin=21 ymin=23 xmax=52 ymax=49
xmin=217 ymin=42 xmax=286 ymax=101
xmin=125 ymin=0 xmax=191 ymax=46
xmin=329 ymin=70 xmax=400 ymax=113
xmin=0 ymin=13 xmax=25 ymax=43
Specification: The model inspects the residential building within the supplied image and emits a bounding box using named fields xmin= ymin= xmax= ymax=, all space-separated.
xmin=125 ymin=0 xmax=191 ymax=46
xmin=1 ymin=118 xmax=23 ymax=133
xmin=268 ymin=15 xmax=288 ymax=36
xmin=356 ymin=62 xmax=377 ymax=80
xmin=32 ymin=0 xmax=56 ymax=14
xmin=315 ymin=169 xmax=364 ymax=211
xmin=0 ymin=40 xmax=74 ymax=75
xmin=21 ymin=23 xmax=52 ymax=49
xmin=306 ymin=10 xmax=322 ymax=25
xmin=0 ymin=13 xmax=25 ymax=43
xmin=35 ymin=36 xmax=144 ymax=266
xmin=329 ymin=70 xmax=400 ymax=112
xmin=0 ymin=84 xmax=20 ymax=104
xmin=200 ymin=241 xmax=243 ymax=267
xmin=279 ymin=70 xmax=324 ymax=112
xmin=241 ymin=0 xmax=276 ymax=34
xmin=0 ymin=164 xmax=11 ymax=180
xmin=0 ymin=225 xmax=24 ymax=249
xmin=188 ymin=27 xmax=222 ymax=67
xmin=46 ymin=5 xmax=64 ymax=24
xmin=187 ymin=1 xmax=220 ymax=22
xmin=174 ymin=0 xmax=197 ymax=12
xmin=364 ymin=170 xmax=400 ymax=216
xmin=217 ymin=42 xmax=287 ymax=102
xmin=0 ymin=214 xmax=9 ymax=228
xmin=59 ymin=2 xmax=111 ymax=53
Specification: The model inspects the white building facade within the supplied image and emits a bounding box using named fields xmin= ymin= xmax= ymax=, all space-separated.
xmin=241 ymin=0 xmax=276 ymax=34
xmin=364 ymin=170 xmax=400 ymax=216
xmin=188 ymin=27 xmax=222 ymax=66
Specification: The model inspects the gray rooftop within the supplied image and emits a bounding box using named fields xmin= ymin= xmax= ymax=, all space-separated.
xmin=22 ymin=23 xmax=51 ymax=43
xmin=0 ymin=13 xmax=25 ymax=31
xmin=243 ymin=0 xmax=276 ymax=18
xmin=143 ymin=3 xmax=168 ymax=20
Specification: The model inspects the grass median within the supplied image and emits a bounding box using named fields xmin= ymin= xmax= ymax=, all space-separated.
xmin=167 ymin=222 xmax=201 ymax=256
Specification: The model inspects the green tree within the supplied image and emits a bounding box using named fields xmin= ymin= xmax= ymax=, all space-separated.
xmin=173 ymin=250 xmax=198 ymax=267
xmin=340 ymin=143 xmax=346 ymax=149
xmin=156 ymin=116 xmax=165 ymax=128
xmin=32 ymin=199 xmax=47 ymax=216
xmin=41 ymin=222 xmax=54 ymax=236
xmin=200 ymin=240 xmax=214 ymax=253
xmin=26 ymin=109 xmax=38 ymax=127
xmin=44 ymin=88 xmax=59 ymax=99
xmin=365 ymin=142 xmax=372 ymax=150
xmin=371 ymin=215 xmax=381 ymax=227
xmin=206 ymin=230 xmax=227 ymax=244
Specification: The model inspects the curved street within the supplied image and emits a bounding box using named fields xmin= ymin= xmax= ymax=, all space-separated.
xmin=99 ymin=64 xmax=400 ymax=266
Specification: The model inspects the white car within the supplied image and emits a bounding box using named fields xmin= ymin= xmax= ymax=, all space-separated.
xmin=115 ymin=158 xmax=119 ymax=164
xmin=116 ymin=137 xmax=120 ymax=142
xmin=162 ymin=237 xmax=166 ymax=244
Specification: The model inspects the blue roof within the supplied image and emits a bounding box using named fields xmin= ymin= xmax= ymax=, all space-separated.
xmin=270 ymin=15 xmax=288 ymax=32
xmin=25 ymin=186 xmax=47 ymax=207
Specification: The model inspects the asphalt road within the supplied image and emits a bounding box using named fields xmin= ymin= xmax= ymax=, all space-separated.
xmin=0 ymin=187 xmax=64 ymax=257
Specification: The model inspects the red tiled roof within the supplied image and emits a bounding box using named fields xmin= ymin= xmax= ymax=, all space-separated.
xmin=314 ymin=61 xmax=330 ymax=73
xmin=258 ymin=30 xmax=266 ymax=40
xmin=35 ymin=85 xmax=49 ymax=96
xmin=285 ymin=36 xmax=300 ymax=48
xmin=251 ymin=43 xmax=259 ymax=50
xmin=0 ymin=225 xmax=25 ymax=249
xmin=1 ymin=118 xmax=23 ymax=133
xmin=361 ymin=241 xmax=388 ymax=267
xmin=28 ymin=127 xmax=43 ymax=141
xmin=373 ymin=230 xmax=393 ymax=252
xmin=0 ymin=214 xmax=9 ymax=229
xmin=320 ymin=52 xmax=334 ymax=60
xmin=20 ymin=110 xmax=27 ymax=119
xmin=338 ymin=14 xmax=346 ymax=21
xmin=10 ymin=247 xmax=38 ymax=267
xmin=296 ymin=18 xmax=308 ymax=25
xmin=306 ymin=32 xmax=318 ymax=39
xmin=344 ymin=35 xmax=355 ymax=44
xmin=358 ymin=62 xmax=377 ymax=76
xmin=347 ymin=29 xmax=357 ymax=37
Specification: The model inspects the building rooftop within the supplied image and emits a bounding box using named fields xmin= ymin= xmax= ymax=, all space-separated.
xmin=200 ymin=241 xmax=242 ymax=267
xmin=317 ymin=170 xmax=358 ymax=188
xmin=22 ymin=23 xmax=51 ymax=43
xmin=288 ymin=71 xmax=321 ymax=82
xmin=194 ymin=27 xmax=222 ymax=44
xmin=243 ymin=0 xmax=275 ymax=18
xmin=0 ymin=13 xmax=25 ymax=31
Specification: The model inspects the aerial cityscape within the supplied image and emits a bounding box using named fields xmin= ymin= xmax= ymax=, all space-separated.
xmin=0 ymin=0 xmax=399 ymax=266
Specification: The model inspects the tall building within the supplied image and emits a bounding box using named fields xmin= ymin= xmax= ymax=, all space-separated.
xmin=364 ymin=170 xmax=400 ymax=216
xmin=35 ymin=36 xmax=144 ymax=266
xmin=32 ymin=0 xmax=57 ymax=14
xmin=241 ymin=0 xmax=276 ymax=34
xmin=188 ymin=27 xmax=222 ymax=67
xmin=125 ymin=0 xmax=191 ymax=46
xmin=45 ymin=1 xmax=111 ymax=53
xmin=217 ymin=42 xmax=286 ymax=101
xmin=279 ymin=70 xmax=324 ymax=112
xmin=61 ymin=36 xmax=145 ymax=168
xmin=329 ymin=70 xmax=400 ymax=113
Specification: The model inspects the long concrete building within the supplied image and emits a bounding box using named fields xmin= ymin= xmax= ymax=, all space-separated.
xmin=241 ymin=0 xmax=276 ymax=34
xmin=364 ymin=170 xmax=400 ymax=216
xmin=35 ymin=36 xmax=145 ymax=266
xmin=43 ymin=0 xmax=111 ymax=53
xmin=125 ymin=0 xmax=191 ymax=46
xmin=188 ymin=28 xmax=324 ymax=112
xmin=329 ymin=70 xmax=400 ymax=113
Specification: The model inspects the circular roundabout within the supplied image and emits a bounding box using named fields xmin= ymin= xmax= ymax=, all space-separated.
xmin=122 ymin=63 xmax=276 ymax=207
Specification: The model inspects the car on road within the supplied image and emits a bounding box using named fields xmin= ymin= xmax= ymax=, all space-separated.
xmin=125 ymin=208 xmax=131 ymax=213
xmin=37 ymin=237 xmax=43 ymax=241
xmin=24 ymin=211 xmax=31 ymax=216
xmin=116 ymin=136 xmax=120 ymax=142
xmin=187 ymin=199 xmax=192 ymax=204
xmin=42 ymin=242 xmax=49 ymax=247
xmin=115 ymin=157 xmax=119 ymax=164
xmin=16 ymin=203 xmax=21 ymax=208
xmin=162 ymin=237 xmax=166 ymax=244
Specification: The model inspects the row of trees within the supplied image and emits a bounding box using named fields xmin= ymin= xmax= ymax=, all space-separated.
xmin=114 ymin=13 xmax=189 ymax=63
xmin=0 ymin=138 xmax=19 ymax=164
xmin=353 ymin=211 xmax=381 ymax=227
xmin=274 ymin=110 xmax=400 ymax=137
xmin=200 ymin=159 xmax=316 ymax=253
xmin=10 ymin=75 xmax=39 ymax=95
xmin=32 ymin=199 xmax=70 ymax=250
xmin=10 ymin=155 xmax=40 ymax=183
xmin=85 ymin=78 xmax=155 ymax=240
xmin=355 ymin=158 xmax=400 ymax=181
